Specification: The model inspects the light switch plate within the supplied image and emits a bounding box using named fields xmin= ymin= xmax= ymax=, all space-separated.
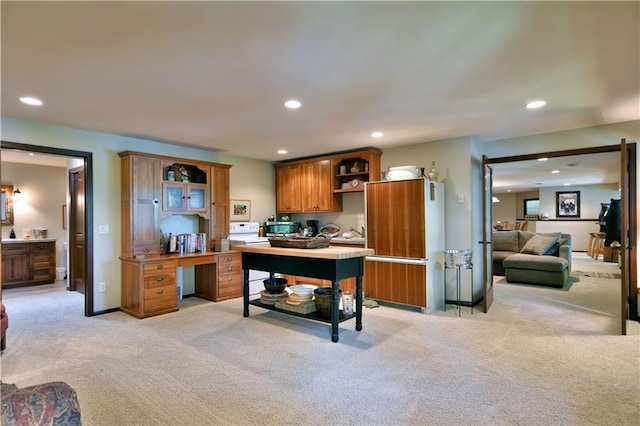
xmin=98 ymin=225 xmax=110 ymax=235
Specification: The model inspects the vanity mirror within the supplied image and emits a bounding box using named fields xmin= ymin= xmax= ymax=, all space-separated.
xmin=1 ymin=185 xmax=15 ymax=225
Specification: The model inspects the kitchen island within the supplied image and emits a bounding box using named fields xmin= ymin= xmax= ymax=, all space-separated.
xmin=234 ymin=243 xmax=374 ymax=342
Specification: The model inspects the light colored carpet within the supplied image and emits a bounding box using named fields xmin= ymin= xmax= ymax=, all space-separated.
xmin=1 ymin=254 xmax=638 ymax=426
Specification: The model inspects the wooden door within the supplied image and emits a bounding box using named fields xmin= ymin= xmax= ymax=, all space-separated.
xmin=481 ymin=155 xmax=494 ymax=312
xmin=69 ymin=167 xmax=86 ymax=295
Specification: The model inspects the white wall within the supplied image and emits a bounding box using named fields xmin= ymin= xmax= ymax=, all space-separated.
xmin=1 ymin=117 xmax=276 ymax=312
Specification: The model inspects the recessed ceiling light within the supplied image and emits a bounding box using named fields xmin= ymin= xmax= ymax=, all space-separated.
xmin=277 ymin=149 xmax=288 ymax=155
xmin=371 ymin=131 xmax=384 ymax=138
xmin=284 ymin=100 xmax=301 ymax=109
xmin=551 ymin=170 xmax=560 ymax=174
xmin=537 ymin=158 xmax=548 ymax=161
xmin=564 ymin=183 xmax=571 ymax=186
xmin=20 ymin=96 xmax=43 ymax=106
xmin=526 ymin=100 xmax=546 ymax=109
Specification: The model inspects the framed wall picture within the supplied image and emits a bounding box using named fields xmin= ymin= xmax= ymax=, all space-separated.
xmin=230 ymin=199 xmax=251 ymax=221
xmin=556 ymin=191 xmax=580 ymax=218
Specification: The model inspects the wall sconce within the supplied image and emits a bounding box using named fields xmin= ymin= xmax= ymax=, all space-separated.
xmin=13 ymin=188 xmax=23 ymax=202
xmin=492 ymin=196 xmax=500 ymax=203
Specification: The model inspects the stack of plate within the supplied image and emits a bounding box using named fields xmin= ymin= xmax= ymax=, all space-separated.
xmin=260 ymin=290 xmax=288 ymax=305
xmin=286 ymin=292 xmax=313 ymax=305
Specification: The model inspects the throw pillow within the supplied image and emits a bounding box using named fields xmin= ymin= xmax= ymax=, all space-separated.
xmin=492 ymin=231 xmax=519 ymax=252
xmin=545 ymin=236 xmax=569 ymax=256
xmin=520 ymin=234 xmax=559 ymax=255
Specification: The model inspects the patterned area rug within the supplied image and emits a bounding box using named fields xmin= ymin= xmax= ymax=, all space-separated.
xmin=572 ymin=270 xmax=621 ymax=279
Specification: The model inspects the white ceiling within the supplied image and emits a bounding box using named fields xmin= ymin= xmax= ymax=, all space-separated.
xmin=1 ymin=2 xmax=638 ymax=188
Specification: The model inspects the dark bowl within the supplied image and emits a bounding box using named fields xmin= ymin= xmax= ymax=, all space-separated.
xmin=263 ymin=277 xmax=288 ymax=294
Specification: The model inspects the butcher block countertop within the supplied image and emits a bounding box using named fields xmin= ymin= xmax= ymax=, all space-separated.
xmin=234 ymin=243 xmax=373 ymax=260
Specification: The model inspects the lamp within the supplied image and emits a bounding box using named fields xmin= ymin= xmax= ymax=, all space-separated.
xmin=13 ymin=188 xmax=22 ymax=202
xmin=492 ymin=196 xmax=500 ymax=203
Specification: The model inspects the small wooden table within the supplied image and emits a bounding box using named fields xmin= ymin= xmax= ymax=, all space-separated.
xmin=234 ymin=244 xmax=374 ymax=342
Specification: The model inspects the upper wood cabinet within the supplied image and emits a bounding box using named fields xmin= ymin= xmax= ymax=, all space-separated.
xmin=276 ymin=164 xmax=302 ymax=213
xmin=301 ymin=159 xmax=340 ymax=212
xmin=275 ymin=148 xmax=381 ymax=213
xmin=209 ymin=164 xmax=231 ymax=242
xmin=121 ymin=154 xmax=162 ymax=257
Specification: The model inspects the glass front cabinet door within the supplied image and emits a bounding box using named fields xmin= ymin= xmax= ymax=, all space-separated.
xmin=162 ymin=182 xmax=208 ymax=214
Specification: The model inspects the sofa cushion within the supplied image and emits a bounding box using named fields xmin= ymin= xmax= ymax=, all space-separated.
xmin=503 ymin=253 xmax=569 ymax=272
xmin=492 ymin=231 xmax=519 ymax=252
xmin=520 ymin=234 xmax=559 ymax=255
xmin=492 ymin=251 xmax=514 ymax=263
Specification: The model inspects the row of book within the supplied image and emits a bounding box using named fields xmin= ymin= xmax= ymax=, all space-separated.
xmin=167 ymin=233 xmax=207 ymax=254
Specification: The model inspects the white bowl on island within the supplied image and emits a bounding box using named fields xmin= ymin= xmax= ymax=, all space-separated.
xmin=288 ymin=284 xmax=318 ymax=297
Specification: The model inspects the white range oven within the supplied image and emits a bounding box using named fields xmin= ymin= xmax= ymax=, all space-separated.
xmin=228 ymin=222 xmax=272 ymax=295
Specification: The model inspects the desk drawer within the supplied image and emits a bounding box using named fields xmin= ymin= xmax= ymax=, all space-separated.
xmin=143 ymin=259 xmax=176 ymax=274
xmin=217 ymin=252 xmax=240 ymax=266
xmin=217 ymin=272 xmax=242 ymax=299
xmin=217 ymin=262 xmax=242 ymax=276
xmin=144 ymin=273 xmax=175 ymax=289
xmin=144 ymin=284 xmax=177 ymax=313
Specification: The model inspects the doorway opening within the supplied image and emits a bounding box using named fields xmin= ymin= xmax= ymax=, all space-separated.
xmin=1 ymin=141 xmax=94 ymax=316
xmin=483 ymin=143 xmax=637 ymax=333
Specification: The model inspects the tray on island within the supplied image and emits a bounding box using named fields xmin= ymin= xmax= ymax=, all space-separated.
xmin=268 ymin=236 xmax=331 ymax=249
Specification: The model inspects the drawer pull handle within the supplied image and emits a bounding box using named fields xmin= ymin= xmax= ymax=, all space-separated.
xmin=227 ymin=267 xmax=232 ymax=272
xmin=144 ymin=248 xmax=150 ymax=253
xmin=157 ymin=288 xmax=164 ymax=294
xmin=156 ymin=264 xmax=163 ymax=269
xmin=227 ymin=277 xmax=233 ymax=282
xmin=226 ymin=256 xmax=233 ymax=261
xmin=156 ymin=276 xmax=164 ymax=282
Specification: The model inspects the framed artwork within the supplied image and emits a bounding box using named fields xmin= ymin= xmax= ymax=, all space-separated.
xmin=230 ymin=199 xmax=251 ymax=221
xmin=556 ymin=191 xmax=580 ymax=218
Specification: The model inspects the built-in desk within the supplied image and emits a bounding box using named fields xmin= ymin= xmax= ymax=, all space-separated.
xmin=235 ymin=244 xmax=374 ymax=342
xmin=120 ymin=251 xmax=240 ymax=319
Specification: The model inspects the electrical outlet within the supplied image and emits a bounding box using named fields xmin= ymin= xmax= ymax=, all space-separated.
xmin=99 ymin=282 xmax=106 ymax=292
xmin=98 ymin=225 xmax=110 ymax=235
xmin=457 ymin=194 xmax=465 ymax=204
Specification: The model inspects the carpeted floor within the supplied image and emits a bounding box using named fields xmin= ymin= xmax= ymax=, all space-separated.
xmin=1 ymin=253 xmax=638 ymax=425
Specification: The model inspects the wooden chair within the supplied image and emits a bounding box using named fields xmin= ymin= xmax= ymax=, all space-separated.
xmin=592 ymin=232 xmax=606 ymax=260
xmin=514 ymin=222 xmax=522 ymax=230
xmin=520 ymin=220 xmax=528 ymax=231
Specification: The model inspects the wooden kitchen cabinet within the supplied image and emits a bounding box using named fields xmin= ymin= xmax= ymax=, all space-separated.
xmin=275 ymin=148 xmax=381 ymax=213
xmin=333 ymin=149 xmax=382 ymax=193
xmin=1 ymin=241 xmax=56 ymax=288
xmin=301 ymin=159 xmax=341 ymax=212
xmin=276 ymin=163 xmax=302 ymax=213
